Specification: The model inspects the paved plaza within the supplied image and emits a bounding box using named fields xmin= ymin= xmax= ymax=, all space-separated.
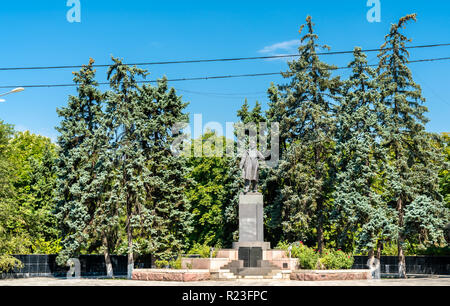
xmin=0 ymin=277 xmax=449 ymax=286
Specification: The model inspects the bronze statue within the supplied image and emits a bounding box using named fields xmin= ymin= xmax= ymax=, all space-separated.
xmin=240 ymin=142 xmax=265 ymax=193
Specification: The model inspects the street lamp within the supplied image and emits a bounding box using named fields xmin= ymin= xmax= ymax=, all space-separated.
xmin=0 ymin=87 xmax=25 ymax=102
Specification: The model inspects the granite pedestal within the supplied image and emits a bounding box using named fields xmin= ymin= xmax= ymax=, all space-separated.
xmin=232 ymin=193 xmax=270 ymax=267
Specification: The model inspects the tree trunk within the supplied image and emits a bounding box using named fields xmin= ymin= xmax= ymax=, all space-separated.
xmin=315 ymin=144 xmax=325 ymax=253
xmin=398 ymin=236 xmax=406 ymax=279
xmin=397 ymin=197 xmax=407 ymax=279
xmin=317 ymin=202 xmax=324 ymax=253
xmin=102 ymin=235 xmax=114 ymax=278
xmin=368 ymin=249 xmax=375 ymax=265
xmin=398 ymin=239 xmax=406 ymax=278
xmin=317 ymin=225 xmax=324 ymax=253
xmin=376 ymin=241 xmax=382 ymax=260
xmin=127 ymin=224 xmax=133 ymax=279
xmin=367 ymin=249 xmax=375 ymax=278
xmin=126 ymin=195 xmax=134 ymax=279
xmin=368 ymin=248 xmax=381 ymax=279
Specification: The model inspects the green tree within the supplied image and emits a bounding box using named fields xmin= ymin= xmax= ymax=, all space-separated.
xmin=0 ymin=121 xmax=26 ymax=271
xmin=54 ymin=59 xmax=113 ymax=276
xmin=106 ymin=57 xmax=150 ymax=278
xmin=266 ymin=16 xmax=341 ymax=251
xmin=377 ymin=14 xmax=448 ymax=278
xmin=187 ymin=131 xmax=241 ymax=247
xmin=332 ymin=48 xmax=394 ymax=259
xmin=139 ymin=77 xmax=192 ymax=261
xmin=106 ymin=58 xmax=192 ymax=277
xmin=9 ymin=131 xmax=59 ymax=252
xmin=439 ymin=133 xmax=449 ymax=209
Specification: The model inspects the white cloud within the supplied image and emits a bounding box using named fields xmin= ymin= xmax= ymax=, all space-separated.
xmin=258 ymin=39 xmax=300 ymax=54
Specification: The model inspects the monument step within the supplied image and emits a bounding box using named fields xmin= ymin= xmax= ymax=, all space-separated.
xmin=241 ymin=275 xmax=264 ymax=279
xmin=210 ymin=271 xmax=238 ymax=280
xmin=236 ymin=267 xmax=277 ymax=276
xmin=221 ymin=261 xmax=243 ymax=269
xmin=211 ymin=269 xmax=287 ymax=280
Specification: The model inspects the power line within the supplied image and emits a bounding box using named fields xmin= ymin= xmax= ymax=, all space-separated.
xmin=0 ymin=43 xmax=449 ymax=72
xmin=0 ymin=56 xmax=449 ymax=90
xmin=0 ymin=72 xmax=282 ymax=89
xmin=176 ymin=88 xmax=267 ymax=97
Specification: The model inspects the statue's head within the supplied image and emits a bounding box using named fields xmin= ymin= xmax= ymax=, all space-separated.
xmin=249 ymin=140 xmax=257 ymax=150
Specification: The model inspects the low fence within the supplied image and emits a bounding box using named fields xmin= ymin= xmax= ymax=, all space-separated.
xmin=1 ymin=254 xmax=448 ymax=279
xmin=352 ymin=255 xmax=450 ymax=275
xmin=0 ymin=254 xmax=152 ymax=279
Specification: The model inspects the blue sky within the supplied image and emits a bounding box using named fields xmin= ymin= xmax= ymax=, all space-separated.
xmin=0 ymin=0 xmax=449 ymax=141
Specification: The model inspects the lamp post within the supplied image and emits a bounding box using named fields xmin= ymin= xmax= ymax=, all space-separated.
xmin=0 ymin=87 xmax=25 ymax=102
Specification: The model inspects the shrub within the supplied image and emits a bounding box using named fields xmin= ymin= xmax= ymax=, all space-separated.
xmin=169 ymin=257 xmax=182 ymax=270
xmin=154 ymin=259 xmax=169 ymax=269
xmin=154 ymin=257 xmax=183 ymax=269
xmin=297 ymin=246 xmax=321 ymax=269
xmin=381 ymin=240 xmax=417 ymax=256
xmin=320 ymin=249 xmax=354 ymax=270
xmin=0 ymin=254 xmax=23 ymax=273
xmin=277 ymin=241 xmax=320 ymax=269
xmin=276 ymin=241 xmax=354 ymax=270
xmin=417 ymin=245 xmax=450 ymax=256
xmin=188 ymin=243 xmax=217 ymax=258
xmin=276 ymin=241 xmax=291 ymax=251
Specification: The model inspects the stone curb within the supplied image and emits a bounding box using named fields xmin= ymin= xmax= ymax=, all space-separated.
xmin=290 ymin=270 xmax=372 ymax=281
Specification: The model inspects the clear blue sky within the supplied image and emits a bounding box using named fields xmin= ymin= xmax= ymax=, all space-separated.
xmin=0 ymin=0 xmax=449 ymax=141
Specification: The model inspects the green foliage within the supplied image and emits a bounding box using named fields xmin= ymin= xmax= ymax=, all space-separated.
xmin=0 ymin=255 xmax=23 ymax=273
xmin=31 ymin=238 xmax=62 ymax=255
xmin=277 ymin=241 xmax=353 ymax=270
xmin=0 ymin=120 xmax=59 ymax=257
xmin=266 ymin=16 xmax=341 ymax=251
xmin=9 ymin=131 xmax=59 ymax=251
xmin=0 ymin=14 xmax=448 ymax=280
xmin=296 ymin=245 xmax=321 ymax=270
xmin=332 ymin=47 xmax=393 ymax=253
xmin=0 ymin=125 xmax=31 ymax=260
xmin=377 ymin=240 xmax=449 ymax=256
xmin=267 ymin=15 xmax=448 ymax=273
xmin=377 ymin=16 xmax=448 ymax=276
xmin=380 ymin=241 xmax=416 ymax=256
xmin=275 ymin=241 xmax=291 ymax=251
xmin=320 ymin=249 xmax=354 ymax=270
xmin=55 ymin=57 xmax=193 ymax=272
xmin=187 ymin=242 xmax=217 ymax=258
xmin=416 ymin=245 xmax=450 ymax=256
xmin=439 ymin=133 xmax=450 ymax=209
xmin=154 ymin=260 xmax=169 ymax=269
xmin=55 ymin=58 xmax=109 ymax=267
xmin=106 ymin=58 xmax=192 ymax=262
xmin=187 ymin=131 xmax=241 ymax=247
xmin=155 ymin=257 xmax=182 ymax=269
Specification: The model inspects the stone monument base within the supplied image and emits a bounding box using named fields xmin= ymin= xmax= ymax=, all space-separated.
xmin=232 ymin=241 xmax=271 ymax=250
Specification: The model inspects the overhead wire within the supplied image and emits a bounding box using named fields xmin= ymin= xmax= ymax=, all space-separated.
xmin=0 ymin=56 xmax=449 ymax=90
xmin=0 ymin=43 xmax=449 ymax=71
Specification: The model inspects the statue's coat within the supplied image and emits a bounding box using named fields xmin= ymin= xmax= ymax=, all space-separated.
xmin=240 ymin=149 xmax=264 ymax=181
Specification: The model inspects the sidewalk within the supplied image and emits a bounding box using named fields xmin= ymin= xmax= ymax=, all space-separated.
xmin=0 ymin=277 xmax=449 ymax=286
